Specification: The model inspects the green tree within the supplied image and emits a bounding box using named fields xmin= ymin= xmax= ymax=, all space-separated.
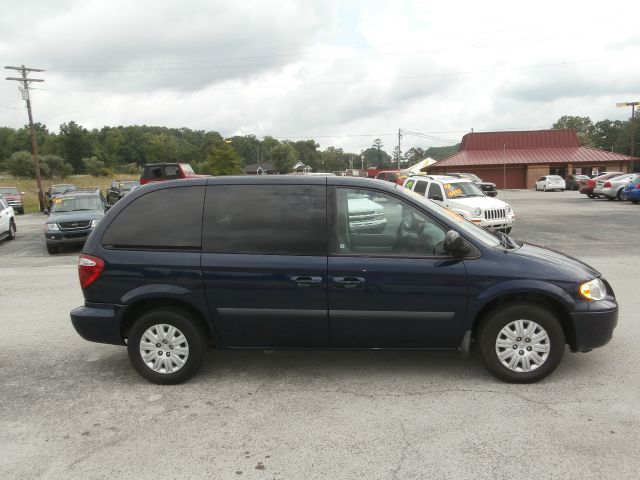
xmin=403 ymin=147 xmax=426 ymax=165
xmin=552 ymin=116 xmax=595 ymax=145
xmin=320 ymin=146 xmax=349 ymax=172
xmin=271 ymin=143 xmax=299 ymax=173
xmin=41 ymin=154 xmax=73 ymax=178
xmin=59 ymin=121 xmax=96 ymax=173
xmin=201 ymin=144 xmax=243 ymax=176
xmin=145 ymin=132 xmax=179 ymax=163
xmin=5 ymin=151 xmax=50 ymax=178
xmin=82 ymin=156 xmax=111 ymax=176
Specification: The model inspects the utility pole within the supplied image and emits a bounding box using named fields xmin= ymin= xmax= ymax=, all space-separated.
xmin=397 ymin=128 xmax=402 ymax=170
xmin=5 ymin=65 xmax=46 ymax=210
xmin=616 ymin=101 xmax=639 ymax=173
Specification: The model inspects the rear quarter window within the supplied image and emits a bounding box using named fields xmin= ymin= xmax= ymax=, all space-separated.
xmin=101 ymin=186 xmax=205 ymax=249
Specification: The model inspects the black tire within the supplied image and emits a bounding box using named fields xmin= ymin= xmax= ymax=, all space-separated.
xmin=8 ymin=221 xmax=16 ymax=240
xmin=587 ymin=194 xmax=595 ymax=198
xmin=17 ymin=208 xmax=24 ymax=215
xmin=606 ymin=196 xmax=615 ymax=201
xmin=616 ymin=189 xmax=623 ymax=201
xmin=477 ymin=303 xmax=565 ymax=383
xmin=127 ymin=308 xmax=207 ymax=385
xmin=46 ymin=244 xmax=57 ymax=254
xmin=504 ymin=227 xmax=512 ymax=234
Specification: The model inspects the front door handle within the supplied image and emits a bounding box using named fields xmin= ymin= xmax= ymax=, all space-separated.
xmin=333 ymin=277 xmax=365 ymax=288
xmin=291 ymin=275 xmax=322 ymax=287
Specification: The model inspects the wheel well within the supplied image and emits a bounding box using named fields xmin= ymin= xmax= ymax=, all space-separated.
xmin=471 ymin=293 xmax=576 ymax=349
xmin=121 ymin=299 xmax=213 ymax=344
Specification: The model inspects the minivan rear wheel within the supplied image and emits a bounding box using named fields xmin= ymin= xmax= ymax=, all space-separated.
xmin=477 ymin=303 xmax=564 ymax=383
xmin=127 ymin=308 xmax=206 ymax=384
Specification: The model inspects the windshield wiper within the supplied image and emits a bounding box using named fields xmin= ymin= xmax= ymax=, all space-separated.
xmin=52 ymin=210 xmax=69 ymax=213
xmin=72 ymin=208 xmax=94 ymax=211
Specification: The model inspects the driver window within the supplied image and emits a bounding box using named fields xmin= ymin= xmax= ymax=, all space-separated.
xmin=334 ymin=188 xmax=448 ymax=257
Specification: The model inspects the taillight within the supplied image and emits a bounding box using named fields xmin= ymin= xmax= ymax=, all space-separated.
xmin=603 ymin=181 xmax=612 ymax=187
xmin=78 ymin=254 xmax=105 ymax=289
xmin=635 ymin=184 xmax=640 ymax=189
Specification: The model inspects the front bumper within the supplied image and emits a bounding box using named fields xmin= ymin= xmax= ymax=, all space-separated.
xmin=70 ymin=304 xmax=125 ymax=345
xmin=45 ymin=228 xmax=93 ymax=245
xmin=571 ymin=299 xmax=618 ymax=352
xmin=470 ymin=214 xmax=514 ymax=230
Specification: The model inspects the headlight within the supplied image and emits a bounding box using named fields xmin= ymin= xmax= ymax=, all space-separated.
xmin=45 ymin=223 xmax=59 ymax=232
xmin=505 ymin=204 xmax=512 ymax=214
xmin=472 ymin=207 xmax=482 ymax=217
xmin=90 ymin=219 xmax=100 ymax=228
xmin=579 ymin=278 xmax=606 ymax=301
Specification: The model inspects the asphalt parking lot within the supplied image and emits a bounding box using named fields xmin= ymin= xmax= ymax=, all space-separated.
xmin=1 ymin=189 xmax=639 ymax=479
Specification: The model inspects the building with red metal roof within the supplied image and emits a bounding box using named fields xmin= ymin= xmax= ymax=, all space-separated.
xmin=428 ymin=130 xmax=634 ymax=189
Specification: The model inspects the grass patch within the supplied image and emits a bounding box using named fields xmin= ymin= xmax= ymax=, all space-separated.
xmin=0 ymin=175 xmax=138 ymax=213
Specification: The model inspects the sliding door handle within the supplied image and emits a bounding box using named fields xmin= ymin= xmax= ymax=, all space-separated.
xmin=291 ymin=275 xmax=322 ymax=287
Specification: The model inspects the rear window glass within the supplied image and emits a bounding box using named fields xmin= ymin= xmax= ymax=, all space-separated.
xmin=203 ymin=185 xmax=326 ymax=256
xmin=143 ymin=164 xmax=189 ymax=179
xmin=102 ymin=186 xmax=205 ymax=249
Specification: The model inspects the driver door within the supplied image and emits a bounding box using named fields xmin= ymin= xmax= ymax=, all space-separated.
xmin=327 ymin=187 xmax=468 ymax=348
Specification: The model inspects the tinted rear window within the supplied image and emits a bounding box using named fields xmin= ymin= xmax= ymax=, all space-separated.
xmin=143 ymin=164 xmax=184 ymax=180
xmin=203 ymin=184 xmax=326 ymax=256
xmin=102 ymin=186 xmax=205 ymax=249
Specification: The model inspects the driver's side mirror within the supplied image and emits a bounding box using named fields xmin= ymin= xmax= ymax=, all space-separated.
xmin=443 ymin=230 xmax=469 ymax=256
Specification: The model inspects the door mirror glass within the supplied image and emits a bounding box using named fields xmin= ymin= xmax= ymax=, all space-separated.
xmin=443 ymin=230 xmax=469 ymax=256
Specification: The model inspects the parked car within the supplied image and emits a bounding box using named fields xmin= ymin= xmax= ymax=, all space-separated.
xmin=579 ymin=172 xmax=624 ymax=198
xmin=106 ymin=180 xmax=140 ymax=205
xmin=347 ymin=195 xmax=387 ymax=233
xmin=535 ymin=175 xmax=565 ymax=192
xmin=0 ymin=187 xmax=25 ymax=214
xmin=0 ymin=194 xmax=17 ymax=242
xmin=592 ymin=173 xmax=634 ymax=200
xmin=45 ymin=183 xmax=77 ymax=210
xmin=70 ymin=176 xmax=617 ymax=385
xmin=443 ymin=173 xmax=498 ymax=197
xmin=44 ymin=189 xmax=108 ymax=254
xmin=140 ymin=163 xmax=198 ymax=185
xmin=403 ymin=175 xmax=514 ymax=232
xmin=565 ymin=174 xmax=590 ymax=191
xmin=621 ymin=175 xmax=640 ymax=203
xmin=374 ymin=170 xmax=410 ymax=185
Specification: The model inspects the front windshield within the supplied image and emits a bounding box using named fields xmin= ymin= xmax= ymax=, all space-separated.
xmin=443 ymin=182 xmax=484 ymax=199
xmin=52 ymin=184 xmax=75 ymax=194
xmin=462 ymin=173 xmax=481 ymax=182
xmin=51 ymin=195 xmax=103 ymax=213
xmin=402 ymin=186 xmax=501 ymax=247
xmin=0 ymin=187 xmax=18 ymax=195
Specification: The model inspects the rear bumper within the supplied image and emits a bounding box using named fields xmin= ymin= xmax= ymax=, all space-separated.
xmin=70 ymin=304 xmax=125 ymax=345
xmin=579 ymin=186 xmax=595 ymax=194
xmin=571 ymin=300 xmax=618 ymax=352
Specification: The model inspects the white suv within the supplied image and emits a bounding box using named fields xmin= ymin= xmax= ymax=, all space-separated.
xmin=0 ymin=194 xmax=17 ymax=242
xmin=403 ymin=175 xmax=514 ymax=232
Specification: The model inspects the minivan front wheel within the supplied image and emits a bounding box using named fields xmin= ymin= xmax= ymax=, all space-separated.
xmin=127 ymin=308 xmax=206 ymax=384
xmin=477 ymin=304 xmax=564 ymax=383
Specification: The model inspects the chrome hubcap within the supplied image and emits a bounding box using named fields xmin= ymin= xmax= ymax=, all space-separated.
xmin=139 ymin=324 xmax=189 ymax=374
xmin=495 ymin=320 xmax=550 ymax=373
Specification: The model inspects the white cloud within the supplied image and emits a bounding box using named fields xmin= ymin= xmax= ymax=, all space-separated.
xmin=1 ymin=0 xmax=639 ymax=153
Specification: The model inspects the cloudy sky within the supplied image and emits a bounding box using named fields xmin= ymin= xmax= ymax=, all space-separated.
xmin=1 ymin=0 xmax=639 ymax=153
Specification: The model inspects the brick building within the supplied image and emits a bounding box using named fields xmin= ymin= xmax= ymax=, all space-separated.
xmin=428 ymin=130 xmax=634 ymax=189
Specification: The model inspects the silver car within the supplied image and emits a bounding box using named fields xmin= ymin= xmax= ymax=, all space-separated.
xmin=593 ymin=173 xmax=635 ymax=200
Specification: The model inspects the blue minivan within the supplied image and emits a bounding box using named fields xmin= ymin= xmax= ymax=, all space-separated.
xmin=71 ymin=176 xmax=618 ymax=384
